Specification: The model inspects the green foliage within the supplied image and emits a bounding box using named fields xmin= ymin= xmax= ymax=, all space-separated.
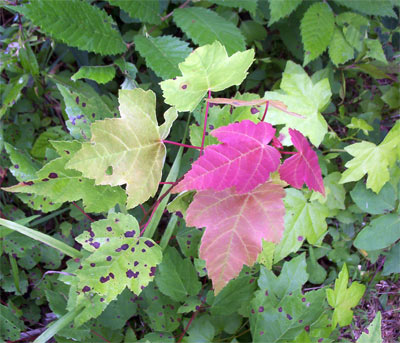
xmin=134 ymin=35 xmax=192 ymax=80
xmin=301 ymin=3 xmax=335 ymax=64
xmin=357 ymin=312 xmax=382 ymax=343
xmin=107 ymin=0 xmax=161 ymax=24
xmin=173 ymin=7 xmax=246 ymax=55
xmin=71 ymin=65 xmax=116 ymax=84
xmin=326 ymin=264 xmax=366 ymax=328
xmin=21 ymin=0 xmax=126 ymax=55
xmin=268 ymin=0 xmax=302 ymax=25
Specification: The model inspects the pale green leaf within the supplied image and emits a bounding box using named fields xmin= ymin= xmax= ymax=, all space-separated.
xmin=339 ymin=121 xmax=400 ymax=193
xmin=326 ymin=264 xmax=365 ymax=328
xmin=357 ymin=312 xmax=382 ymax=343
xmin=160 ymin=41 xmax=254 ymax=112
xmin=354 ymin=214 xmax=400 ymax=250
xmin=71 ymin=65 xmax=116 ymax=84
xmin=75 ymin=213 xmax=162 ymax=303
xmin=333 ymin=0 xmax=396 ymax=17
xmin=264 ymin=61 xmax=331 ymax=146
xmin=269 ymin=0 xmax=302 ymax=25
xmin=21 ymin=0 xmax=126 ymax=55
xmin=329 ymin=26 xmax=354 ymax=66
xmin=311 ymin=172 xmax=346 ymax=210
xmin=167 ymin=191 xmax=195 ymax=217
xmin=155 ymin=247 xmax=201 ymax=302
xmin=347 ymin=118 xmax=373 ymax=135
xmin=211 ymin=0 xmax=258 ymax=13
xmin=301 ymin=2 xmax=335 ymax=63
xmin=365 ymin=39 xmax=387 ymax=64
xmin=107 ymin=0 xmax=161 ymax=24
xmin=257 ymin=240 xmax=275 ymax=270
xmin=159 ymin=107 xmax=178 ymax=140
xmin=274 ymin=189 xmax=330 ymax=262
xmin=4 ymin=141 xmax=126 ymax=213
xmin=173 ymin=7 xmax=246 ymax=55
xmin=134 ymin=35 xmax=192 ymax=80
xmin=67 ymin=88 xmax=176 ymax=208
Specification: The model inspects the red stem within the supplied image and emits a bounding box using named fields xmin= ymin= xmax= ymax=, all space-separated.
xmin=261 ymin=100 xmax=270 ymax=122
xmin=72 ymin=202 xmax=94 ymax=222
xmin=279 ymin=151 xmax=296 ymax=155
xmin=200 ymin=90 xmax=212 ymax=155
xmin=159 ymin=182 xmax=175 ymax=184
xmin=163 ymin=140 xmax=201 ymax=150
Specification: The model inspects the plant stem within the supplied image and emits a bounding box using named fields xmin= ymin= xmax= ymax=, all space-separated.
xmin=279 ymin=151 xmax=296 ymax=155
xmin=72 ymin=202 xmax=94 ymax=222
xmin=200 ymin=90 xmax=212 ymax=155
xmin=162 ymin=140 xmax=201 ymax=150
xmin=261 ymin=100 xmax=269 ymax=122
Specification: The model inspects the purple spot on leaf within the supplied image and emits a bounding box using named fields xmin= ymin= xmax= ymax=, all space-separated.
xmin=287 ymin=314 xmax=292 ymax=320
xmin=145 ymin=240 xmax=154 ymax=248
xmin=48 ymin=172 xmax=58 ymax=179
xmin=297 ymin=236 xmax=304 ymax=241
xmin=106 ymin=226 xmax=112 ymax=232
xmin=82 ymin=286 xmax=91 ymax=292
xmin=106 ymin=256 xmax=112 ymax=261
xmin=278 ymin=307 xmax=283 ymax=312
xmin=251 ymin=107 xmax=259 ymax=114
xmin=258 ymin=306 xmax=264 ymax=312
xmin=124 ymin=230 xmax=135 ymax=237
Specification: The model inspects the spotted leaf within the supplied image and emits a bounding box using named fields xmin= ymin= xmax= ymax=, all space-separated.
xmin=174 ymin=120 xmax=281 ymax=194
xmin=3 ymin=141 xmax=126 ymax=213
xmin=75 ymin=213 xmax=162 ymax=303
xmin=66 ymin=88 xmax=177 ymax=208
xmin=186 ymin=181 xmax=285 ymax=294
xmin=279 ymin=129 xmax=325 ymax=195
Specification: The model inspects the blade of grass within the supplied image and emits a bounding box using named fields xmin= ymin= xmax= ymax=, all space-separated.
xmin=0 ymin=218 xmax=82 ymax=259
xmin=33 ymin=303 xmax=85 ymax=343
xmin=159 ymin=214 xmax=178 ymax=250
xmin=9 ymin=254 xmax=20 ymax=293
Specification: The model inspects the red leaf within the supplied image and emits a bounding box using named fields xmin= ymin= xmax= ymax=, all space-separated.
xmin=186 ymin=182 xmax=285 ymax=294
xmin=173 ymin=120 xmax=281 ymax=193
xmin=279 ymin=129 xmax=325 ymax=195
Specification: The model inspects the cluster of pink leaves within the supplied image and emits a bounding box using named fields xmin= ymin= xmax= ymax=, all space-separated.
xmin=173 ymin=120 xmax=325 ymax=293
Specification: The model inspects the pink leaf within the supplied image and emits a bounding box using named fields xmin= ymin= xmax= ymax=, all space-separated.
xmin=186 ymin=182 xmax=285 ymax=294
xmin=173 ymin=120 xmax=281 ymax=193
xmin=279 ymin=129 xmax=325 ymax=195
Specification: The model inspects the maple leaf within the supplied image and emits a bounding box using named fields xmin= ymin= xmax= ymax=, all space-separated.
xmin=339 ymin=121 xmax=400 ymax=193
xmin=186 ymin=181 xmax=285 ymax=294
xmin=160 ymin=41 xmax=255 ymax=112
xmin=3 ymin=141 xmax=126 ymax=213
xmin=66 ymin=88 xmax=177 ymax=208
xmin=326 ymin=264 xmax=365 ymax=328
xmin=263 ymin=61 xmax=331 ymax=146
xmin=279 ymin=129 xmax=325 ymax=195
xmin=75 ymin=213 xmax=162 ymax=303
xmin=174 ymin=120 xmax=281 ymax=194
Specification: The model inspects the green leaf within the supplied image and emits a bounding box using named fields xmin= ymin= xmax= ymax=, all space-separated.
xmin=340 ymin=121 xmax=400 ymax=193
xmin=0 ymin=75 xmax=29 ymax=119
xmin=357 ymin=312 xmax=382 ymax=343
xmin=381 ymin=84 xmax=400 ymax=109
xmin=21 ymin=0 xmax=126 ymax=55
xmin=211 ymin=0 xmax=258 ymax=14
xmin=67 ymin=88 xmax=177 ymax=208
xmin=183 ymin=314 xmax=215 ymax=343
xmin=350 ymin=181 xmax=396 ymax=215
xmin=176 ymin=223 xmax=203 ymax=258
xmin=311 ymin=172 xmax=346 ymax=211
xmin=55 ymin=78 xmax=115 ymax=140
xmin=71 ymin=66 xmax=116 ymax=84
xmin=333 ymin=0 xmax=396 ymax=17
xmin=307 ymin=246 xmax=327 ymax=284
xmin=31 ymin=126 xmax=66 ymax=159
xmin=264 ymin=61 xmax=331 ymax=146
xmin=160 ymin=41 xmax=254 ymax=112
xmin=75 ymin=213 xmax=162 ymax=303
xmin=155 ymin=247 xmax=201 ymax=302
xmin=354 ymin=214 xmax=400 ymax=251
xmin=173 ymin=7 xmax=246 ymax=55
xmin=97 ymin=289 xmax=137 ymax=329
xmin=382 ymin=243 xmax=400 ymax=276
xmin=329 ymin=26 xmax=354 ymax=66
xmin=250 ymin=255 xmax=328 ymax=342
xmin=0 ymin=304 xmax=24 ymax=341
xmin=209 ymin=272 xmax=257 ymax=316
xmin=326 ymin=264 xmax=365 ymax=328
xmin=4 ymin=141 xmax=126 ymax=213
xmin=5 ymin=143 xmax=41 ymax=181
xmin=268 ymin=0 xmax=302 ymax=25
xmin=347 ymin=118 xmax=373 ymax=135
xmin=274 ymin=189 xmax=330 ymax=262
xmin=107 ymin=0 xmax=161 ymax=24
xmin=300 ymin=2 xmax=334 ymax=64
xmin=365 ymin=39 xmax=387 ymax=64
xmin=134 ymin=35 xmax=192 ymax=80
xmin=257 ymin=240 xmax=275 ymax=270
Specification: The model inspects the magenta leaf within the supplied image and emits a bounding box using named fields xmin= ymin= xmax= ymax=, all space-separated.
xmin=186 ymin=181 xmax=285 ymax=294
xmin=174 ymin=120 xmax=281 ymax=194
xmin=279 ymin=129 xmax=325 ymax=195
